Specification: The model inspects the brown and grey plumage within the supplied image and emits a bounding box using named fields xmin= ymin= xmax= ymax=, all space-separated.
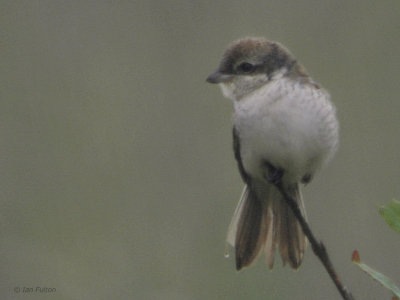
xmin=207 ymin=37 xmax=339 ymax=270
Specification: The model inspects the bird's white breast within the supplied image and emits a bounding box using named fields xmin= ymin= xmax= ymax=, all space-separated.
xmin=233 ymin=77 xmax=338 ymax=182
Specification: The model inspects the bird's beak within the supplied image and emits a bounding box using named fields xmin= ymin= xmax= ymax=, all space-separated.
xmin=206 ymin=71 xmax=233 ymax=84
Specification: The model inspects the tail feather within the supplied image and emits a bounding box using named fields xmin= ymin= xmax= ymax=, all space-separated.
xmin=264 ymin=193 xmax=278 ymax=268
xmin=278 ymin=189 xmax=305 ymax=268
xmin=226 ymin=183 xmax=307 ymax=270
xmin=234 ymin=187 xmax=266 ymax=270
xmin=226 ymin=187 xmax=248 ymax=248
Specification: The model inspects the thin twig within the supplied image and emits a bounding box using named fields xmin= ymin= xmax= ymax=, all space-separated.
xmin=274 ymin=181 xmax=354 ymax=300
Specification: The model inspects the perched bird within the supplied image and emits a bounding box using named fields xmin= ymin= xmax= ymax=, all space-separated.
xmin=206 ymin=37 xmax=339 ymax=270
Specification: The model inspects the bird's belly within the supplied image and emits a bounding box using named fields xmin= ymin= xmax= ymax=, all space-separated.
xmin=235 ymin=105 xmax=327 ymax=182
xmin=233 ymin=78 xmax=338 ymax=183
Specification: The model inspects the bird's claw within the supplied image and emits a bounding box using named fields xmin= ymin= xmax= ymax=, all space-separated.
xmin=263 ymin=161 xmax=284 ymax=185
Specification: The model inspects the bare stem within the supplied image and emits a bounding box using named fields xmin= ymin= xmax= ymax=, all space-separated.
xmin=274 ymin=181 xmax=354 ymax=300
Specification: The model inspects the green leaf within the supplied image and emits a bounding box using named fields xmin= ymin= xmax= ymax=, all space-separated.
xmin=352 ymin=250 xmax=400 ymax=298
xmin=379 ymin=200 xmax=400 ymax=234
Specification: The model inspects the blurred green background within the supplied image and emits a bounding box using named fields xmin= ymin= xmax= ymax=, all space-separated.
xmin=1 ymin=1 xmax=400 ymax=299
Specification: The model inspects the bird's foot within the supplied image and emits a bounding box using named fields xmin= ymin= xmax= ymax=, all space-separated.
xmin=301 ymin=173 xmax=313 ymax=184
xmin=263 ymin=161 xmax=284 ymax=185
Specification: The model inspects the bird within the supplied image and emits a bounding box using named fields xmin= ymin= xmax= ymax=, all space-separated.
xmin=206 ymin=37 xmax=339 ymax=271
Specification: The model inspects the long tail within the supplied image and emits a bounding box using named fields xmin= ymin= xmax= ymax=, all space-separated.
xmin=226 ymin=183 xmax=307 ymax=270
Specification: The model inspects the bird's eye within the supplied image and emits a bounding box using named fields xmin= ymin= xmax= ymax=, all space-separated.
xmin=238 ymin=62 xmax=255 ymax=73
